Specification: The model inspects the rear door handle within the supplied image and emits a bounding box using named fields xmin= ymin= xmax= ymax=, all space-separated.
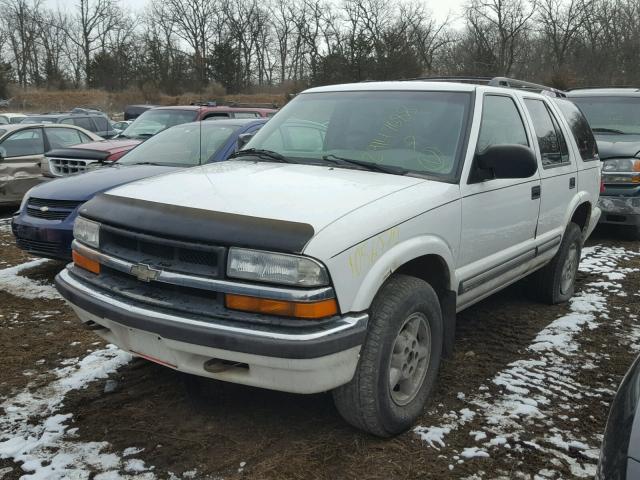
xmin=569 ymin=177 xmax=576 ymax=189
xmin=531 ymin=185 xmax=541 ymax=199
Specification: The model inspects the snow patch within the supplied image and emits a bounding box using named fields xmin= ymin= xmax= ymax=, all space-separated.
xmin=0 ymin=259 xmax=60 ymax=300
xmin=0 ymin=345 xmax=144 ymax=479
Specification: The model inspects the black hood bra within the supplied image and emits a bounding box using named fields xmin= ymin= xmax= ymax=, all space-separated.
xmin=79 ymin=193 xmax=315 ymax=254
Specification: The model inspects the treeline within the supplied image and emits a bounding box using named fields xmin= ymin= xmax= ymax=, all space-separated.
xmin=1 ymin=0 xmax=639 ymax=98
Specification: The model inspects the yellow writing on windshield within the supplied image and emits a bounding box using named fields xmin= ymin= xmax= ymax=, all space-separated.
xmin=368 ymin=106 xmax=417 ymax=151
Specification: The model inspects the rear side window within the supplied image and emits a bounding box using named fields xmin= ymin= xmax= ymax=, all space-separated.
xmin=73 ymin=117 xmax=95 ymax=132
xmin=92 ymin=116 xmax=109 ymax=132
xmin=476 ymin=95 xmax=529 ymax=152
xmin=45 ymin=127 xmax=85 ymax=149
xmin=1 ymin=128 xmax=44 ymax=157
xmin=554 ymin=99 xmax=599 ymax=161
xmin=524 ymin=99 xmax=569 ymax=167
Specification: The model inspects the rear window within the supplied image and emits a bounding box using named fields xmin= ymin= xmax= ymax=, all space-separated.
xmin=555 ymin=99 xmax=599 ymax=161
xmin=22 ymin=116 xmax=56 ymax=124
xmin=92 ymin=116 xmax=110 ymax=131
xmin=73 ymin=117 xmax=96 ymax=131
xmin=122 ymin=109 xmax=198 ymax=139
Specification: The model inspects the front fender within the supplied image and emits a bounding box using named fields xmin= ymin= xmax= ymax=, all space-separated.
xmin=327 ymin=234 xmax=457 ymax=313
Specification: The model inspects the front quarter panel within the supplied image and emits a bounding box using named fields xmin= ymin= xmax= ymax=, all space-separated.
xmin=304 ymin=182 xmax=461 ymax=313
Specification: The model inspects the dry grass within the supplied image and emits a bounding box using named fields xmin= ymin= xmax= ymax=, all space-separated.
xmin=7 ymin=86 xmax=287 ymax=118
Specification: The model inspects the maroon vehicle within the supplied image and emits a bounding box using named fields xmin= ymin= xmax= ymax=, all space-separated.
xmin=42 ymin=104 xmax=277 ymax=177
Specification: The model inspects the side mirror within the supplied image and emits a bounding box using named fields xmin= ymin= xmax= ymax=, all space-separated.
xmin=0 ymin=146 xmax=6 ymax=161
xmin=237 ymin=133 xmax=255 ymax=151
xmin=474 ymin=144 xmax=537 ymax=181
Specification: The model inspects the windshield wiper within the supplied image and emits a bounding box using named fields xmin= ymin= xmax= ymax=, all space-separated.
xmin=322 ymin=154 xmax=408 ymax=175
xmin=130 ymin=162 xmax=166 ymax=166
xmin=592 ymin=127 xmax=626 ymax=134
xmin=230 ymin=148 xmax=298 ymax=164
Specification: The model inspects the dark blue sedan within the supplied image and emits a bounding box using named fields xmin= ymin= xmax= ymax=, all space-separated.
xmin=12 ymin=118 xmax=266 ymax=260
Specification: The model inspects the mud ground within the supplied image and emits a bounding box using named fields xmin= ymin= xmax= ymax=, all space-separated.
xmin=0 ymin=205 xmax=638 ymax=480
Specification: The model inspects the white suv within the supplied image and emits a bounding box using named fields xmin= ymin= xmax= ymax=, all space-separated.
xmin=56 ymin=78 xmax=601 ymax=437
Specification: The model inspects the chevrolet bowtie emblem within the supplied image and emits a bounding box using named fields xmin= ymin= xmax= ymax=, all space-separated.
xmin=130 ymin=263 xmax=161 ymax=282
xmin=40 ymin=206 xmax=49 ymax=212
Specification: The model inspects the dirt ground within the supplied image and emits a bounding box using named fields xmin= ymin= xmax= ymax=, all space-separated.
xmin=1 ymin=205 xmax=639 ymax=480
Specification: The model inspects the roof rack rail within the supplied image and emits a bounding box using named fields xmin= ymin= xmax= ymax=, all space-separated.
xmin=566 ymin=86 xmax=640 ymax=91
xmin=190 ymin=100 xmax=279 ymax=109
xmin=407 ymin=75 xmax=566 ymax=97
xmin=408 ymin=76 xmax=494 ymax=85
xmin=489 ymin=77 xmax=566 ymax=97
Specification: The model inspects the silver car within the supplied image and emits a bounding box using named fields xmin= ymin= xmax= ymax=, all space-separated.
xmin=0 ymin=123 xmax=102 ymax=206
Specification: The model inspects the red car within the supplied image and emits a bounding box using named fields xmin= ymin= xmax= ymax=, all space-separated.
xmin=42 ymin=104 xmax=277 ymax=177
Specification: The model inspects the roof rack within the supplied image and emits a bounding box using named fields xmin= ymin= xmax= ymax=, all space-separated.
xmin=407 ymin=76 xmax=566 ymax=97
xmin=566 ymin=86 xmax=640 ymax=92
xmin=190 ymin=100 xmax=279 ymax=109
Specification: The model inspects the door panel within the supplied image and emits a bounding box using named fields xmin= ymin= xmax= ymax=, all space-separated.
xmin=458 ymin=94 xmax=541 ymax=301
xmin=523 ymin=98 xmax=578 ymax=241
xmin=0 ymin=128 xmax=45 ymax=204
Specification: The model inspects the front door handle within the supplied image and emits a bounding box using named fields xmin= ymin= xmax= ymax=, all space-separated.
xmin=531 ymin=185 xmax=541 ymax=199
xmin=569 ymin=177 xmax=576 ymax=189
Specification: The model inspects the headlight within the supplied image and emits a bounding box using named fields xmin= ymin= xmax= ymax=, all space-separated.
xmin=602 ymin=158 xmax=640 ymax=184
xmin=602 ymin=158 xmax=640 ymax=172
xmin=18 ymin=191 xmax=30 ymax=213
xmin=227 ymin=248 xmax=330 ymax=287
xmin=73 ymin=217 xmax=100 ymax=248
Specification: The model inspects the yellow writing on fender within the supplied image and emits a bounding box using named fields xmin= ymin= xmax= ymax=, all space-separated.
xmin=348 ymin=227 xmax=400 ymax=277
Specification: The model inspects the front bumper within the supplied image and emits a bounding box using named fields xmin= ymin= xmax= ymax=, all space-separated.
xmin=598 ymin=196 xmax=640 ymax=226
xmin=55 ymin=268 xmax=368 ymax=394
xmin=11 ymin=214 xmax=74 ymax=260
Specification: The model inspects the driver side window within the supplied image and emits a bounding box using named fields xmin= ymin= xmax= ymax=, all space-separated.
xmin=477 ymin=95 xmax=529 ymax=153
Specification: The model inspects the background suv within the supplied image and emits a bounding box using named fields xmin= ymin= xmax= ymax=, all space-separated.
xmin=567 ymin=88 xmax=640 ymax=237
xmin=21 ymin=108 xmax=116 ymax=139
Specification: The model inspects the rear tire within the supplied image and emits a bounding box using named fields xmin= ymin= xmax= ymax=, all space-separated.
xmin=531 ymin=222 xmax=583 ymax=304
xmin=332 ymin=274 xmax=443 ymax=437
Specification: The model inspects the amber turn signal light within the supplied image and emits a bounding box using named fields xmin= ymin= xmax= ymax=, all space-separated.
xmin=225 ymin=294 xmax=338 ymax=319
xmin=72 ymin=250 xmax=100 ymax=274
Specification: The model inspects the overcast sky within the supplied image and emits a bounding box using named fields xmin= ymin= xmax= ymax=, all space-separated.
xmin=45 ymin=0 xmax=467 ymax=23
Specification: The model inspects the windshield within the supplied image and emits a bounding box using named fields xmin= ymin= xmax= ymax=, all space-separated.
xmin=569 ymin=96 xmax=640 ymax=135
xmin=118 ymin=122 xmax=238 ymax=166
xmin=120 ymin=109 xmax=198 ymax=139
xmin=245 ymin=91 xmax=472 ymax=179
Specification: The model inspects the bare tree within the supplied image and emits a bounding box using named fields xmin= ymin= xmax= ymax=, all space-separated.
xmin=465 ymin=0 xmax=534 ymax=75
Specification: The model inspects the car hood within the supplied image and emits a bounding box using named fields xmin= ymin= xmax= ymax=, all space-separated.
xmin=68 ymin=138 xmax=143 ymax=154
xmin=105 ymin=160 xmax=425 ymax=229
xmin=27 ymin=165 xmax=177 ymax=201
xmin=596 ymin=134 xmax=640 ymax=160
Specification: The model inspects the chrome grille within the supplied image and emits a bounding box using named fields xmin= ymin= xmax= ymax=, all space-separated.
xmin=26 ymin=197 xmax=83 ymax=221
xmin=48 ymin=157 xmax=97 ymax=177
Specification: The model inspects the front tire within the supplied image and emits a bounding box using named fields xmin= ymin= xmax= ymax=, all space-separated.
xmin=531 ymin=222 xmax=583 ymax=304
xmin=332 ymin=274 xmax=443 ymax=437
